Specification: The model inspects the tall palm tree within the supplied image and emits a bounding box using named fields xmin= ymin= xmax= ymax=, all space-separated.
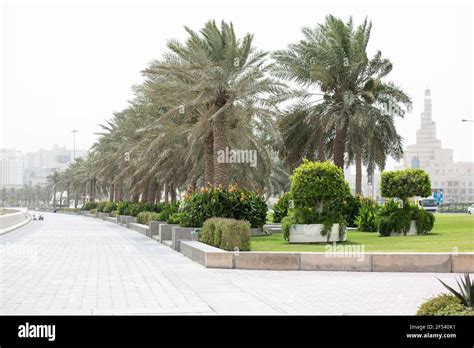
xmin=143 ymin=20 xmax=283 ymax=187
xmin=273 ymin=15 xmax=411 ymax=169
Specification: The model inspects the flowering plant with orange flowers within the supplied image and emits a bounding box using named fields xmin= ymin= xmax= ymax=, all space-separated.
xmin=177 ymin=184 xmax=267 ymax=228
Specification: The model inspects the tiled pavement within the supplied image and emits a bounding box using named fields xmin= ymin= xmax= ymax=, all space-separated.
xmin=0 ymin=213 xmax=462 ymax=315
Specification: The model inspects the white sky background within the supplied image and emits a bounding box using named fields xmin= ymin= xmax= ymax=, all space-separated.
xmin=0 ymin=0 xmax=473 ymax=171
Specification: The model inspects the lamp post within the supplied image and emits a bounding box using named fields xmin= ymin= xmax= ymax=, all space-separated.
xmin=72 ymin=130 xmax=78 ymax=161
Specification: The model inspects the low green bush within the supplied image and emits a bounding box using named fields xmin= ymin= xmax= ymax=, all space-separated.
xmin=355 ymin=197 xmax=379 ymax=232
xmin=117 ymin=201 xmax=132 ymax=215
xmin=377 ymin=200 xmax=435 ymax=236
xmin=137 ymin=211 xmax=161 ymax=225
xmin=200 ymin=217 xmax=251 ymax=251
xmin=273 ymin=192 xmax=291 ymax=223
xmin=81 ymin=201 xmax=98 ymax=211
xmin=110 ymin=210 xmax=119 ymax=217
xmin=89 ymin=208 xmax=97 ymax=214
xmin=96 ymin=201 xmax=107 ymax=213
xmin=417 ymin=294 xmax=473 ymax=316
xmin=410 ymin=205 xmax=435 ymax=235
xmin=103 ymin=202 xmax=117 ymax=213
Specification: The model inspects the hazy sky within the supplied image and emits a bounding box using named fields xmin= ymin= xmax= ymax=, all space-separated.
xmin=1 ymin=0 xmax=473 ymax=170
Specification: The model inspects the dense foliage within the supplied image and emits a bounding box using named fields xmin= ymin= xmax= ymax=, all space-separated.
xmin=282 ymin=160 xmax=350 ymax=240
xmin=200 ymin=217 xmax=251 ymax=251
xmin=137 ymin=211 xmax=162 ymax=225
xmin=417 ymin=294 xmax=472 ymax=316
xmin=377 ymin=200 xmax=435 ymax=236
xmin=381 ymin=169 xmax=431 ymax=204
xmin=355 ymin=197 xmax=379 ymax=232
xmin=177 ymin=185 xmax=267 ymax=228
xmin=273 ymin=192 xmax=291 ymax=223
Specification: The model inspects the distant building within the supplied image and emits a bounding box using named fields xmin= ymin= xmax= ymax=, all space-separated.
xmin=396 ymin=89 xmax=474 ymax=203
xmin=0 ymin=149 xmax=24 ymax=188
xmin=24 ymin=145 xmax=86 ymax=186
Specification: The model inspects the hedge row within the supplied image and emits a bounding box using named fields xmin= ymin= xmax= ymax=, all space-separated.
xmin=200 ymin=217 xmax=251 ymax=251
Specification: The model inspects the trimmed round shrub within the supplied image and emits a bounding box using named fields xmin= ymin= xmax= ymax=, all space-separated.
xmin=282 ymin=160 xmax=350 ymax=240
xmin=290 ymin=160 xmax=351 ymax=210
xmin=200 ymin=217 xmax=251 ymax=251
xmin=381 ymin=169 xmax=431 ymax=204
xmin=417 ymin=294 xmax=473 ymax=316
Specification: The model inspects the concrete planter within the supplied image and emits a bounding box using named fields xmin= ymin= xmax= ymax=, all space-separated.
xmin=289 ymin=223 xmax=346 ymax=243
xmin=250 ymin=228 xmax=267 ymax=236
xmin=159 ymin=224 xmax=178 ymax=243
xmin=171 ymin=227 xmax=196 ymax=251
xmin=125 ymin=216 xmax=137 ymax=228
xmin=149 ymin=221 xmax=167 ymax=238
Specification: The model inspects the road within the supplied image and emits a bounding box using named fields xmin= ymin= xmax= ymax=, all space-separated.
xmin=0 ymin=212 xmax=461 ymax=315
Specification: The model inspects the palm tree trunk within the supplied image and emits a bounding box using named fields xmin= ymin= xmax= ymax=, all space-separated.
xmin=204 ymin=131 xmax=214 ymax=186
xmin=213 ymin=113 xmax=229 ymax=187
xmin=170 ymin=184 xmax=177 ymax=204
xmin=147 ymin=180 xmax=157 ymax=204
xmin=90 ymin=179 xmax=96 ymax=202
xmin=114 ymin=180 xmax=122 ymax=202
xmin=109 ymin=183 xmax=114 ymax=202
xmin=141 ymin=181 xmax=149 ymax=203
xmin=355 ymin=151 xmax=362 ymax=195
xmin=164 ymin=184 xmax=169 ymax=204
xmin=318 ymin=132 xmax=326 ymax=162
xmin=155 ymin=182 xmax=163 ymax=203
xmin=59 ymin=191 xmax=63 ymax=209
xmin=333 ymin=121 xmax=348 ymax=168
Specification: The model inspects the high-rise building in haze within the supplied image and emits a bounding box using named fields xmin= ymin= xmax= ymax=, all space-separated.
xmin=0 ymin=149 xmax=24 ymax=187
xmin=397 ymin=89 xmax=474 ymax=202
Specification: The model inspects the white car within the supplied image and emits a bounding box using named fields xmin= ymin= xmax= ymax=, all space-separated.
xmin=468 ymin=204 xmax=474 ymax=214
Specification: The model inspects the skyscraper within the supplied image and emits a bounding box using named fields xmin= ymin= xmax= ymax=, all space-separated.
xmin=399 ymin=89 xmax=474 ymax=202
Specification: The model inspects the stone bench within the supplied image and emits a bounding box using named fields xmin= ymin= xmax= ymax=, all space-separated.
xmin=180 ymin=241 xmax=233 ymax=268
xmin=129 ymin=222 xmax=150 ymax=236
xmin=149 ymin=221 xmax=167 ymax=238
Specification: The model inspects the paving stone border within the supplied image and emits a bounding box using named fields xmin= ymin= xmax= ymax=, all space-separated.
xmin=73 ymin=211 xmax=474 ymax=273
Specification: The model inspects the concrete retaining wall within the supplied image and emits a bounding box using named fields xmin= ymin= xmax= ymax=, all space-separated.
xmin=0 ymin=210 xmax=30 ymax=235
xmin=180 ymin=241 xmax=234 ymax=268
xmin=178 ymin=241 xmax=474 ymax=273
xmin=129 ymin=222 xmax=150 ymax=236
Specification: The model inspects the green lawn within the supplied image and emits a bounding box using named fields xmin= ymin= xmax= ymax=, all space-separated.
xmin=251 ymin=214 xmax=474 ymax=252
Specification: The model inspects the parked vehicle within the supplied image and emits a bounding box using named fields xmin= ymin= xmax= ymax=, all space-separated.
xmin=468 ymin=204 xmax=474 ymax=214
xmin=418 ymin=198 xmax=438 ymax=212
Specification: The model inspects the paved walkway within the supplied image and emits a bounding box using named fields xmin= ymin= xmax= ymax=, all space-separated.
xmin=0 ymin=213 xmax=462 ymax=315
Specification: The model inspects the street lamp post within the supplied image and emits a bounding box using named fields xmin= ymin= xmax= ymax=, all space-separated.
xmin=72 ymin=130 xmax=78 ymax=161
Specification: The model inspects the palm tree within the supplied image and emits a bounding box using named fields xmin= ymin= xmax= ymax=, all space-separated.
xmin=46 ymin=171 xmax=60 ymax=209
xmin=143 ymin=20 xmax=283 ymax=187
xmin=273 ymin=15 xmax=411 ymax=169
